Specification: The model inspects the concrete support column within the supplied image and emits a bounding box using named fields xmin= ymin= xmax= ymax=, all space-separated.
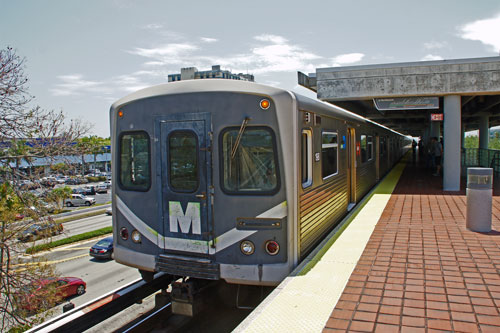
xmin=479 ymin=114 xmax=489 ymax=149
xmin=443 ymin=95 xmax=461 ymax=191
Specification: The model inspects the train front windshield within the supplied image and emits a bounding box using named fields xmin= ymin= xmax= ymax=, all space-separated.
xmin=221 ymin=127 xmax=278 ymax=193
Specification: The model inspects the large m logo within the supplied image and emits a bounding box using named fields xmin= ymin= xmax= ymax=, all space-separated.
xmin=169 ymin=201 xmax=201 ymax=235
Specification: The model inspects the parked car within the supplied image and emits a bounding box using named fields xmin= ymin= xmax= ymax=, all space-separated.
xmin=89 ymin=236 xmax=113 ymax=260
xmin=64 ymin=194 xmax=96 ymax=207
xmin=72 ymin=187 xmax=85 ymax=194
xmin=38 ymin=201 xmax=56 ymax=213
xmin=96 ymin=183 xmax=108 ymax=194
xmin=65 ymin=178 xmax=81 ymax=185
xmin=104 ymin=180 xmax=112 ymax=188
xmin=40 ymin=177 xmax=57 ymax=187
xmin=82 ymin=186 xmax=96 ymax=195
xmin=14 ymin=277 xmax=86 ymax=312
xmin=17 ymin=221 xmax=63 ymax=242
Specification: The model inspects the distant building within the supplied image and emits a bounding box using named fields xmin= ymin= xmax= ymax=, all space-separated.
xmin=168 ymin=65 xmax=254 ymax=82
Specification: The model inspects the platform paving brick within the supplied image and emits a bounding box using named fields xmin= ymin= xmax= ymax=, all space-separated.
xmin=323 ymin=160 xmax=500 ymax=332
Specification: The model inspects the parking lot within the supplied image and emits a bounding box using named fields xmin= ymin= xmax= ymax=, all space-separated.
xmin=64 ymin=182 xmax=112 ymax=209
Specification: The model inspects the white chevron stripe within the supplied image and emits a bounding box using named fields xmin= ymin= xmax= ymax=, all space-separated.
xmin=116 ymin=195 xmax=287 ymax=254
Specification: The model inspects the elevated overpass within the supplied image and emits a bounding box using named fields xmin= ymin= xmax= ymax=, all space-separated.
xmin=299 ymin=56 xmax=500 ymax=191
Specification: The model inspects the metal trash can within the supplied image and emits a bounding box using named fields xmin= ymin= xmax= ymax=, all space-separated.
xmin=466 ymin=168 xmax=493 ymax=232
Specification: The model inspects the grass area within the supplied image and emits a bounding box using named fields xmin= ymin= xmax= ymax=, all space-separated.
xmin=26 ymin=226 xmax=113 ymax=254
xmin=53 ymin=208 xmax=108 ymax=224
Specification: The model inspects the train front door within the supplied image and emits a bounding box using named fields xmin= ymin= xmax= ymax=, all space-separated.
xmin=159 ymin=112 xmax=213 ymax=255
xmin=347 ymin=128 xmax=356 ymax=210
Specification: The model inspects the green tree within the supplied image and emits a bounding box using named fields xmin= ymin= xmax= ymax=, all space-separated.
xmin=46 ymin=186 xmax=72 ymax=211
xmin=488 ymin=136 xmax=500 ymax=150
xmin=464 ymin=135 xmax=478 ymax=148
xmin=77 ymin=136 xmax=108 ymax=174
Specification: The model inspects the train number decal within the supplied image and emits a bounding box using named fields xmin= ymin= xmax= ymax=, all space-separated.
xmin=169 ymin=201 xmax=201 ymax=234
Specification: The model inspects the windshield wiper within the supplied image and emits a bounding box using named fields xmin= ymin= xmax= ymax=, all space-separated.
xmin=231 ymin=117 xmax=251 ymax=159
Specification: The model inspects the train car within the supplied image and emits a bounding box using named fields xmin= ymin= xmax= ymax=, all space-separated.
xmin=110 ymin=80 xmax=410 ymax=288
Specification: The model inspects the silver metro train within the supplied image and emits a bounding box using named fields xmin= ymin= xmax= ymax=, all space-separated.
xmin=110 ymin=80 xmax=409 ymax=287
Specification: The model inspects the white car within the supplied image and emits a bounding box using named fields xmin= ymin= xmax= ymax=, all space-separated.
xmin=96 ymin=183 xmax=108 ymax=194
xmin=64 ymin=194 xmax=96 ymax=207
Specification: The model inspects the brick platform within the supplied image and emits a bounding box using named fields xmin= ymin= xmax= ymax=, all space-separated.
xmin=324 ymin=161 xmax=500 ymax=332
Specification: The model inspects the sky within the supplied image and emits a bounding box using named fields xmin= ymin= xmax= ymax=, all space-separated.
xmin=2 ymin=0 xmax=500 ymax=138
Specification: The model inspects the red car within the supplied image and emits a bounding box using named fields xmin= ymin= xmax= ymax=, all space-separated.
xmin=15 ymin=277 xmax=86 ymax=312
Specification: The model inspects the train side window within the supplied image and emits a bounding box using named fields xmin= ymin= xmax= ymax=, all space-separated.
xmin=301 ymin=129 xmax=313 ymax=188
xmin=220 ymin=127 xmax=279 ymax=195
xmin=168 ymin=131 xmax=198 ymax=192
xmin=119 ymin=131 xmax=151 ymax=191
xmin=367 ymin=136 xmax=373 ymax=161
xmin=360 ymin=135 xmax=367 ymax=163
xmin=321 ymin=131 xmax=338 ymax=179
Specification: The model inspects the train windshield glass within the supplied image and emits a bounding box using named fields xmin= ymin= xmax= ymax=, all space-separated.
xmin=168 ymin=131 xmax=198 ymax=192
xmin=222 ymin=127 xmax=278 ymax=193
xmin=119 ymin=132 xmax=150 ymax=191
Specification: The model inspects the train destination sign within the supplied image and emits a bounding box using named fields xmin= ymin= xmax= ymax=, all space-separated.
xmin=374 ymin=97 xmax=439 ymax=111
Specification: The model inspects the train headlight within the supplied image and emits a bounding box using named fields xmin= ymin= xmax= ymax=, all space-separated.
xmin=240 ymin=240 xmax=255 ymax=255
xmin=120 ymin=227 xmax=129 ymax=240
xmin=260 ymin=99 xmax=270 ymax=110
xmin=265 ymin=240 xmax=280 ymax=256
xmin=131 ymin=230 xmax=142 ymax=244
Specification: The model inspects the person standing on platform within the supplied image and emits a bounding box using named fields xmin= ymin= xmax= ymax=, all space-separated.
xmin=432 ymin=137 xmax=443 ymax=176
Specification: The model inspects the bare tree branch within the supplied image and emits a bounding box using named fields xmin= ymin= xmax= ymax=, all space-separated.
xmin=0 ymin=46 xmax=93 ymax=329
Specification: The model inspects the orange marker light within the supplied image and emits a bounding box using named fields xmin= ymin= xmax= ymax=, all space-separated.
xmin=260 ymin=99 xmax=270 ymax=110
xmin=118 ymin=110 xmax=124 ymax=118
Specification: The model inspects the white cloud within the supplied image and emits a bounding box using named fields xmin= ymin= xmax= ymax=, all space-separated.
xmin=331 ymin=53 xmax=364 ymax=66
xmin=54 ymin=34 xmax=365 ymax=101
xmin=51 ymin=72 xmax=154 ymax=98
xmin=142 ymin=23 xmax=163 ymax=30
xmin=248 ymin=41 xmax=321 ymax=74
xmin=50 ymin=74 xmax=103 ymax=96
xmin=423 ymin=41 xmax=447 ymax=50
xmin=200 ymin=37 xmax=218 ymax=43
xmin=129 ymin=43 xmax=198 ymax=59
xmin=459 ymin=13 xmax=500 ymax=52
xmin=254 ymin=34 xmax=288 ymax=44
xmin=128 ymin=34 xmax=324 ymax=75
xmin=421 ymin=54 xmax=444 ymax=61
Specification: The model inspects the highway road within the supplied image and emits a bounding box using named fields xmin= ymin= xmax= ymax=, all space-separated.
xmin=22 ymin=213 xmax=141 ymax=319
xmin=60 ymin=213 xmax=112 ymax=237
xmin=53 ymin=239 xmax=140 ymax=308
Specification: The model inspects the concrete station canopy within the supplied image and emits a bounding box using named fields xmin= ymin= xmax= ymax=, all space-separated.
xmin=298 ymin=56 xmax=500 ymax=137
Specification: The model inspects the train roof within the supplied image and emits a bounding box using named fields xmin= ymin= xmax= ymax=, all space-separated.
xmin=111 ymin=80 xmax=408 ymax=138
xmin=111 ymin=79 xmax=286 ymax=110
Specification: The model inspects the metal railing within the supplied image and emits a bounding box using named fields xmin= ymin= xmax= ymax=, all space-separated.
xmin=462 ymin=148 xmax=500 ymax=175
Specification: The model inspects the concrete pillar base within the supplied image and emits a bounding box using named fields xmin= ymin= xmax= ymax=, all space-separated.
xmin=466 ymin=188 xmax=492 ymax=232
